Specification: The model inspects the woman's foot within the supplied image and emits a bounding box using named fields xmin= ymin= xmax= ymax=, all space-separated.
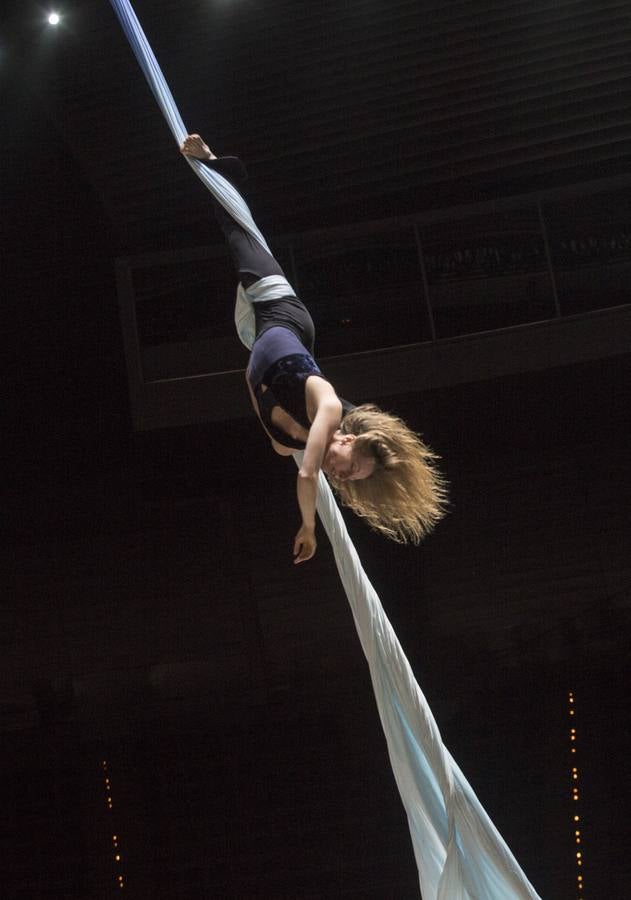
xmin=180 ymin=134 xmax=216 ymax=160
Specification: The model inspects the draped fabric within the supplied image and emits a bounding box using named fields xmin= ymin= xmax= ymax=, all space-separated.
xmin=108 ymin=1 xmax=542 ymax=896
xmin=108 ymin=0 xmax=269 ymax=254
xmin=109 ymin=0 xmax=298 ymax=349
xmin=304 ymin=462 xmax=542 ymax=900
xmin=236 ymin=275 xmax=298 ymax=350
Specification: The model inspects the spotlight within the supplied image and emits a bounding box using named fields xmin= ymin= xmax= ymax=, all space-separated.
xmin=48 ymin=12 xmax=61 ymax=26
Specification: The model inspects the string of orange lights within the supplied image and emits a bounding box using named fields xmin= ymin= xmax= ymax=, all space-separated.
xmin=102 ymin=759 xmax=125 ymax=890
xmin=569 ymin=691 xmax=584 ymax=899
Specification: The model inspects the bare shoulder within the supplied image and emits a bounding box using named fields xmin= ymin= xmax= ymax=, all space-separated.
xmin=305 ymin=375 xmax=340 ymax=405
xmin=305 ymin=375 xmax=342 ymax=424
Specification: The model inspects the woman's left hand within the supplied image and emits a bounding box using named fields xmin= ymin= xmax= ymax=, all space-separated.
xmin=293 ymin=524 xmax=317 ymax=564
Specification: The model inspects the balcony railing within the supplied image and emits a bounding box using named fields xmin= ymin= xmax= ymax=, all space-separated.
xmin=117 ymin=173 xmax=631 ymax=386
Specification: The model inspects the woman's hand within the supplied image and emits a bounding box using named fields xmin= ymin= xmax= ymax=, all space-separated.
xmin=293 ymin=524 xmax=316 ymax=564
xmin=180 ymin=134 xmax=215 ymax=160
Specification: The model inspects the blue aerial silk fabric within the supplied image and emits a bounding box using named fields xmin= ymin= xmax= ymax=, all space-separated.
xmin=108 ymin=0 xmax=270 ymax=254
xmin=306 ymin=463 xmax=542 ymax=900
xmin=108 ymin=2 xmax=543 ymax=896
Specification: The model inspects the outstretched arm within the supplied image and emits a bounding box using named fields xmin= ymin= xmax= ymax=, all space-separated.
xmin=293 ymin=382 xmax=342 ymax=564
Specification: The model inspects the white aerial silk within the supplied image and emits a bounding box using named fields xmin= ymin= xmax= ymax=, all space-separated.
xmin=108 ymin=0 xmax=296 ymax=351
xmin=235 ymin=275 xmax=298 ymax=350
xmin=108 ymin=2 xmax=543 ymax=896
xmin=305 ymin=462 xmax=542 ymax=900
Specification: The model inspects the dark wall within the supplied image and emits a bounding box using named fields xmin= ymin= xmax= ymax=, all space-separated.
xmin=4 ymin=355 xmax=630 ymax=899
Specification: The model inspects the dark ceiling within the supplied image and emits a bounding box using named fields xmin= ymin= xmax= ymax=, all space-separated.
xmin=5 ymin=0 xmax=631 ymax=253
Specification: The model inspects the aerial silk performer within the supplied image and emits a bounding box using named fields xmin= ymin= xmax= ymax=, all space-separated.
xmin=108 ymin=2 xmax=543 ymax=897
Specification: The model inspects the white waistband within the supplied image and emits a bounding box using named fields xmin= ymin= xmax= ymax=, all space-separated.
xmin=235 ymin=276 xmax=297 ymax=350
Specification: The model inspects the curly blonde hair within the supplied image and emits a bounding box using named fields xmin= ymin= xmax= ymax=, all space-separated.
xmin=330 ymin=404 xmax=448 ymax=544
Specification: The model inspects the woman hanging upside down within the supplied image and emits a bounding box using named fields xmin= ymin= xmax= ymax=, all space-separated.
xmin=181 ymin=134 xmax=447 ymax=564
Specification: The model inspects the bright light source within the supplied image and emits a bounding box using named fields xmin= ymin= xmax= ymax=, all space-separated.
xmin=48 ymin=12 xmax=61 ymax=26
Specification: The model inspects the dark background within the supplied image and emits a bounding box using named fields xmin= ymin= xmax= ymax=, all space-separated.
xmin=2 ymin=1 xmax=630 ymax=897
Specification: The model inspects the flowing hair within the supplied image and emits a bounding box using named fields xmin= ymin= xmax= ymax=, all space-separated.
xmin=330 ymin=405 xmax=448 ymax=544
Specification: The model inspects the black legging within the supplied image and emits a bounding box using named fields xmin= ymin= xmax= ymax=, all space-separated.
xmin=212 ymin=201 xmax=286 ymax=287
xmin=211 ymin=193 xmax=316 ymax=353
